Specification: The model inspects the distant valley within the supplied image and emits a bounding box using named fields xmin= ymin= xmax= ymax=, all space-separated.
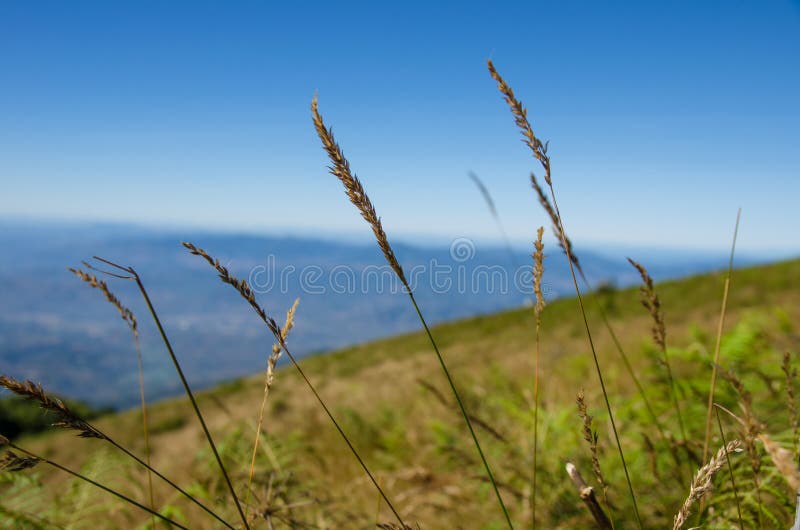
xmin=0 ymin=219 xmax=749 ymax=407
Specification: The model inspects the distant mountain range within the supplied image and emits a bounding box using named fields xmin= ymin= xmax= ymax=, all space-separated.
xmin=0 ymin=219 xmax=754 ymax=408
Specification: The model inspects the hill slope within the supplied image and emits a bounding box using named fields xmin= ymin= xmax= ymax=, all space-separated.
xmin=0 ymin=219 xmax=741 ymax=407
xmin=3 ymin=257 xmax=800 ymax=529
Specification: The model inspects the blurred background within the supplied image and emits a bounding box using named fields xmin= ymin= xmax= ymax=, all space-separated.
xmin=1 ymin=0 xmax=798 ymax=407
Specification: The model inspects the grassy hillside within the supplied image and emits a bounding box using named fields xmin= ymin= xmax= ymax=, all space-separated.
xmin=2 ymin=257 xmax=799 ymax=529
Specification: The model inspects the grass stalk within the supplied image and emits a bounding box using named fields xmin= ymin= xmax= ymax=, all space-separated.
xmin=715 ymin=405 xmax=744 ymax=530
xmin=488 ymin=59 xmax=642 ymax=529
xmin=182 ymin=243 xmax=408 ymax=528
xmin=408 ymin=291 xmax=513 ymax=528
xmin=90 ymin=256 xmax=250 ymax=530
xmin=531 ymin=226 xmax=545 ymax=529
xmin=530 ymin=173 xmax=676 ymax=464
xmin=627 ymin=258 xmax=688 ymax=444
xmin=703 ymin=208 xmax=742 ymax=462
xmin=468 ymin=171 xmax=521 ymax=270
xmin=531 ymin=172 xmax=687 ymax=479
xmin=244 ymin=299 xmax=297 ymax=518
xmin=311 ymin=97 xmax=512 ymax=529
xmin=548 ymin=143 xmax=643 ymax=529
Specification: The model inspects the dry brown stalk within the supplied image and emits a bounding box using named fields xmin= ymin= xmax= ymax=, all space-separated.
xmin=627 ymin=258 xmax=687 ymax=443
xmin=673 ymin=440 xmax=742 ymax=530
xmin=565 ymin=462 xmax=613 ymax=530
xmin=0 ymin=375 xmax=105 ymax=439
xmin=759 ymin=433 xmax=800 ymax=492
xmin=310 ymin=96 xmax=407 ymax=287
xmin=577 ymin=390 xmax=609 ymax=503
xmin=245 ymin=298 xmax=300 ymax=517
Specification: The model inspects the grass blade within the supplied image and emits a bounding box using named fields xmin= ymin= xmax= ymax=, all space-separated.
xmin=702 ymin=208 xmax=742 ymax=462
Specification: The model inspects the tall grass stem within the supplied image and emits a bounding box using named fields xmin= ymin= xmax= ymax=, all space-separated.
xmin=703 ymin=209 xmax=742 ymax=462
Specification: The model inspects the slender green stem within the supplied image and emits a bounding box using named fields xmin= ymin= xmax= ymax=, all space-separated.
xmin=660 ymin=341 xmax=688 ymax=444
xmin=10 ymin=443 xmax=189 ymax=530
xmin=547 ymin=187 xmax=643 ymax=529
xmin=703 ymin=209 xmax=741 ymax=463
xmin=715 ymin=406 xmax=744 ymax=530
xmin=132 ymin=273 xmax=250 ymax=530
xmin=531 ymin=320 xmax=541 ymax=530
xmin=131 ymin=335 xmax=157 ymax=530
xmin=407 ymin=291 xmax=514 ymax=530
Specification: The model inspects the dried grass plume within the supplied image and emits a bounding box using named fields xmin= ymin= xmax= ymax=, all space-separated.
xmin=673 ymin=440 xmax=742 ymax=530
xmin=0 ymin=375 xmax=105 ymax=439
xmin=311 ymin=96 xmax=407 ymax=286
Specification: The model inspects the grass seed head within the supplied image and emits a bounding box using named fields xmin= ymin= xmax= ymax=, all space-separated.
xmin=0 ymin=450 xmax=41 ymax=472
xmin=673 ymin=440 xmax=742 ymax=530
xmin=627 ymin=258 xmax=666 ymax=351
xmin=0 ymin=376 xmax=105 ymax=439
xmin=311 ymin=96 xmax=408 ymax=287
xmin=533 ymin=226 xmax=546 ymax=316
xmin=182 ymin=242 xmax=280 ymax=336
xmin=70 ymin=267 xmax=138 ymax=337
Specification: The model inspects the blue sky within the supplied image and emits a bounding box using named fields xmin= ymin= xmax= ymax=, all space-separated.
xmin=1 ymin=1 xmax=798 ymax=254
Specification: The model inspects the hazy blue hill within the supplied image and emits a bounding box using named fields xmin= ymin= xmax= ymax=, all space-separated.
xmin=0 ymin=219 xmax=745 ymax=407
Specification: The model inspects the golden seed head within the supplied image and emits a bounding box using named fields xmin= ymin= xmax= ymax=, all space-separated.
xmin=311 ymin=96 xmax=408 ymax=287
xmin=532 ymin=226 xmax=546 ymax=316
xmin=70 ymin=267 xmax=138 ymax=336
xmin=627 ymin=258 xmax=666 ymax=351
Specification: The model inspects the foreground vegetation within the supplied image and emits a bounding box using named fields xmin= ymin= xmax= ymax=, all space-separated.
xmin=0 ymin=258 xmax=797 ymax=528
xmin=1 ymin=62 xmax=798 ymax=529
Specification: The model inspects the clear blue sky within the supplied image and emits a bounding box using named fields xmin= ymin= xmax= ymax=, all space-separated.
xmin=1 ymin=1 xmax=798 ymax=254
